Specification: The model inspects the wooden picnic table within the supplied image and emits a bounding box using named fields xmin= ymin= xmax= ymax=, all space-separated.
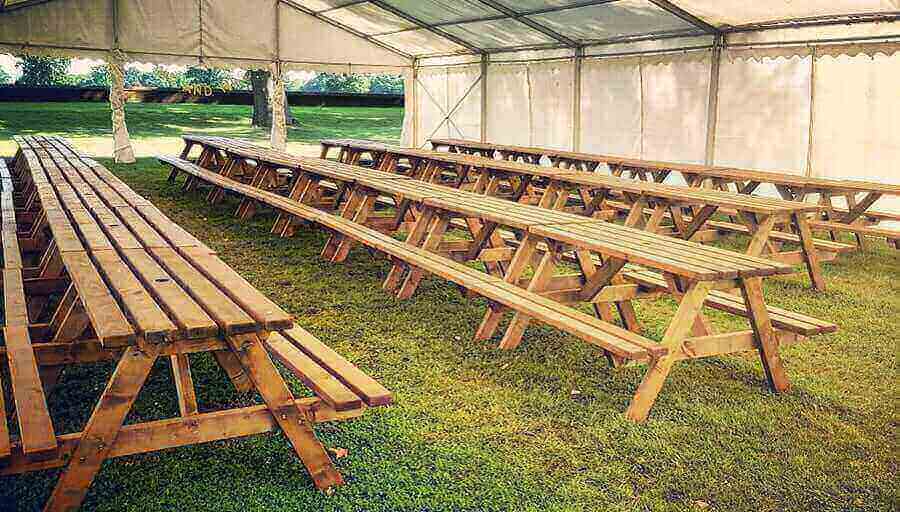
xmin=3 ymin=136 xmax=392 ymax=511
xmin=166 ymin=136 xmax=836 ymax=423
xmin=319 ymin=139 xmax=839 ymax=291
xmin=430 ymin=138 xmax=900 ymax=250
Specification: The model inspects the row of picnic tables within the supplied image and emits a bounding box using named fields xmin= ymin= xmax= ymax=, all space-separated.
xmin=319 ymin=138 xmax=853 ymax=291
xmin=429 ymin=137 xmax=900 ymax=248
xmin=2 ymin=136 xmax=391 ymax=511
xmin=167 ymin=134 xmax=835 ymax=427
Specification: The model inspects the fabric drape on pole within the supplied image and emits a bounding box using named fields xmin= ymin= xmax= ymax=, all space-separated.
xmin=810 ymin=49 xmax=900 ymax=215
xmin=269 ymin=61 xmax=287 ymax=151
xmin=714 ymin=50 xmax=813 ymax=175
xmin=400 ymin=68 xmax=416 ymax=147
xmin=640 ymin=52 xmax=711 ymax=166
xmin=108 ymin=52 xmax=136 ymax=164
xmin=580 ymin=57 xmax=642 ymax=158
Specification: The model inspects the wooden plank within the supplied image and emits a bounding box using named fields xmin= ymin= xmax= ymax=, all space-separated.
xmin=0 ymin=397 xmax=360 ymax=477
xmin=280 ymin=327 xmax=393 ymax=407
xmin=58 ymin=252 xmax=135 ymax=347
xmin=148 ymin=246 xmax=257 ymax=335
xmin=180 ymin=246 xmax=293 ymax=331
xmin=0 ymin=312 xmax=57 ymax=460
xmin=118 ymin=248 xmax=218 ymax=340
xmin=90 ymin=251 xmax=177 ymax=344
xmin=264 ymin=333 xmax=363 ymax=411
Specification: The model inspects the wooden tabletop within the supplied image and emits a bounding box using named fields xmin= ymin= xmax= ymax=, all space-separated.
xmin=325 ymin=139 xmax=820 ymax=215
xmin=17 ymin=136 xmax=294 ymax=344
xmin=200 ymin=136 xmax=793 ymax=281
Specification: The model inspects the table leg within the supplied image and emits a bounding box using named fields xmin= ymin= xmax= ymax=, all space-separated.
xmin=171 ymin=353 xmax=199 ymax=416
xmin=384 ymin=208 xmax=436 ymax=292
xmin=740 ymin=277 xmax=791 ymax=392
xmin=499 ymin=245 xmax=560 ymax=349
xmin=792 ymin=213 xmax=826 ymax=291
xmin=396 ymin=214 xmax=450 ymax=299
xmin=168 ymin=141 xmax=194 ymax=182
xmin=625 ymin=281 xmax=713 ymax=423
xmin=44 ymin=344 xmax=161 ymax=512
xmin=475 ymin=234 xmax=541 ymax=341
xmin=226 ymin=334 xmax=343 ymax=490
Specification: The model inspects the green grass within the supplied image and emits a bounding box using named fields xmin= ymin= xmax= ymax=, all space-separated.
xmin=0 ymin=102 xmax=404 ymax=158
xmin=1 ymin=103 xmax=898 ymax=511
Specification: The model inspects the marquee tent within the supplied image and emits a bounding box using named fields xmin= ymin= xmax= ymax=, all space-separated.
xmin=1 ymin=0 xmax=898 ymax=211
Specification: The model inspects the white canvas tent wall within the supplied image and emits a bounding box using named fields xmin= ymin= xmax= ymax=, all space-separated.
xmin=1 ymin=0 xmax=898 ymax=213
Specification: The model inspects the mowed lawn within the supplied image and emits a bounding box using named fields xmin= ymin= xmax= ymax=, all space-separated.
xmin=1 ymin=102 xmax=898 ymax=512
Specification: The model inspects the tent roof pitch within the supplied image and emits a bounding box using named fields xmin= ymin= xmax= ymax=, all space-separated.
xmin=293 ymin=0 xmax=900 ymax=56
xmin=1 ymin=0 xmax=898 ymax=60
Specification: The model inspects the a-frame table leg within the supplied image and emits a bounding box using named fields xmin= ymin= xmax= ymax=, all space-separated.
xmin=44 ymin=344 xmax=161 ymax=512
xmin=740 ymin=277 xmax=791 ymax=392
xmin=792 ymin=213 xmax=826 ymax=291
xmin=225 ymin=333 xmax=343 ymax=490
xmin=396 ymin=213 xmax=450 ymax=300
xmin=625 ymin=280 xmax=714 ymax=423
xmin=474 ymin=234 xmax=541 ymax=341
xmin=171 ymin=353 xmax=199 ymax=416
xmin=498 ymin=242 xmax=561 ymax=349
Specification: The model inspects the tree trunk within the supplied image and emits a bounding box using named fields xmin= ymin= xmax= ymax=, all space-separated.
xmin=249 ymin=70 xmax=296 ymax=128
xmin=249 ymin=70 xmax=271 ymax=128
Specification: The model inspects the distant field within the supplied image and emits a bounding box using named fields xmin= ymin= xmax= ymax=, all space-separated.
xmin=0 ymin=102 xmax=404 ymax=158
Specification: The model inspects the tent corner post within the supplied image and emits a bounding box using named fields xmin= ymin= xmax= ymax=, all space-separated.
xmin=704 ymin=35 xmax=723 ymax=166
xmin=108 ymin=50 xmax=136 ymax=164
xmin=480 ymin=53 xmax=489 ymax=143
xmin=572 ymin=47 xmax=584 ymax=152
xmin=269 ymin=61 xmax=287 ymax=151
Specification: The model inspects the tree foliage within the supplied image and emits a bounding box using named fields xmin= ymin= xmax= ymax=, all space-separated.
xmin=0 ymin=67 xmax=11 ymax=85
xmin=15 ymin=55 xmax=72 ymax=86
xmin=301 ymin=73 xmax=371 ymax=94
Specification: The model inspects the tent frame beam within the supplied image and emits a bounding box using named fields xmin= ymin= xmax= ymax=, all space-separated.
xmin=472 ymin=0 xmax=579 ymax=48
xmin=280 ymin=0 xmax=414 ymax=60
xmin=647 ymin=0 xmax=719 ymax=34
xmin=366 ymin=0 xmax=483 ymax=54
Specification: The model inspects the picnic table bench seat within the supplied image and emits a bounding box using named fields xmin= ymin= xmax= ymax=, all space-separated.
xmin=162 ymin=139 xmax=837 ymax=423
xmin=4 ymin=136 xmax=394 ymax=510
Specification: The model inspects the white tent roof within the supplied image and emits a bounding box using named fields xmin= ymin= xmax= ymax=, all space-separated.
xmin=289 ymin=0 xmax=898 ymax=56
xmin=0 ymin=0 xmax=897 ymax=65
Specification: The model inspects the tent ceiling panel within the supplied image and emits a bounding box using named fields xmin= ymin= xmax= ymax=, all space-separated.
xmin=374 ymin=28 xmax=467 ymax=56
xmin=670 ymin=0 xmax=900 ymax=29
xmin=322 ymin=2 xmax=417 ymax=34
xmin=200 ymin=0 xmax=276 ymax=61
xmin=528 ymin=1 xmax=699 ymax=43
xmin=440 ymin=18 xmax=556 ymax=50
xmin=118 ymin=0 xmax=201 ymax=58
xmin=380 ymin=0 xmax=502 ymax=25
xmin=292 ymin=0 xmax=358 ymax=10
xmin=1 ymin=0 xmax=897 ymax=60
xmin=280 ymin=2 xmax=410 ymax=70
xmin=492 ymin=0 xmax=595 ymax=11
xmin=0 ymin=0 xmax=111 ymax=50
